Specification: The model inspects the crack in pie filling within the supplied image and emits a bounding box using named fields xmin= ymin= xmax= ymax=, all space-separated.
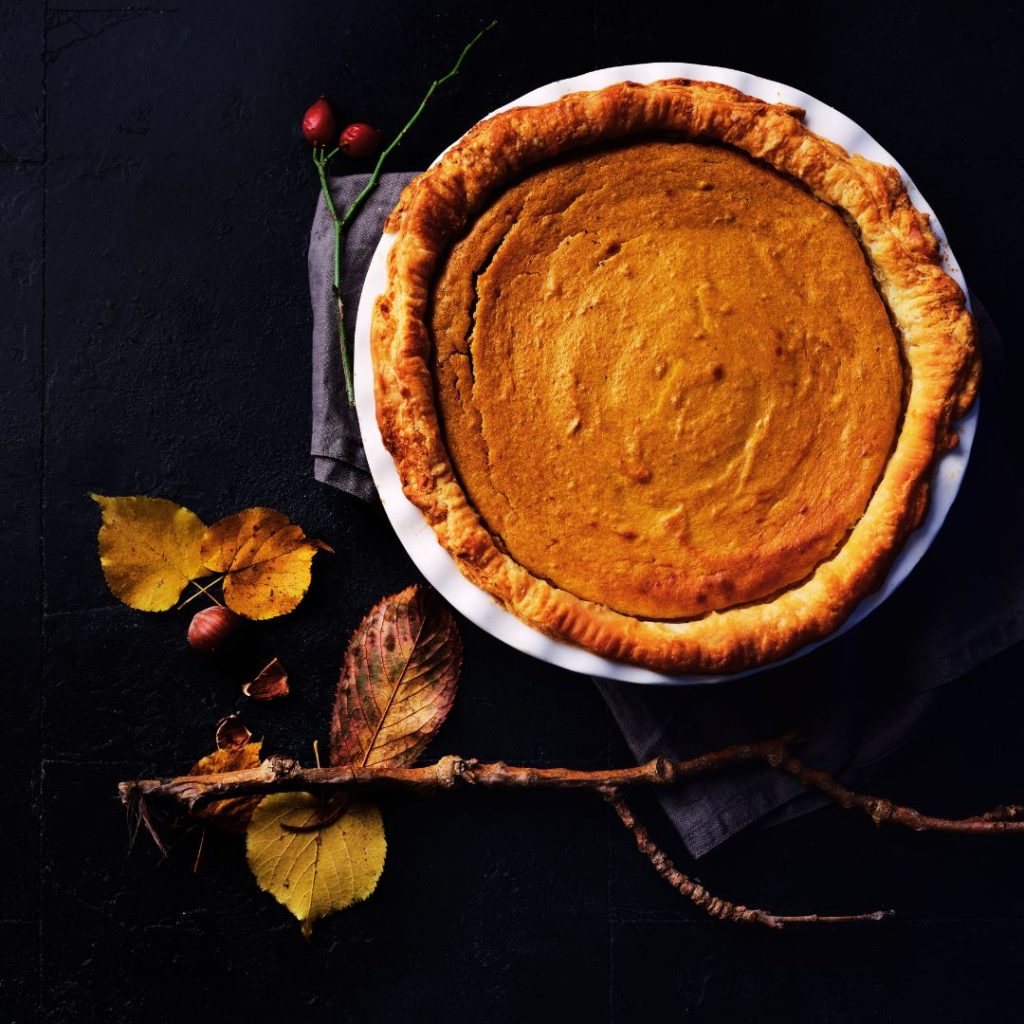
xmin=372 ymin=80 xmax=979 ymax=673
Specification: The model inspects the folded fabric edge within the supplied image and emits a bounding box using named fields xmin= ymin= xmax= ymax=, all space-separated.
xmin=311 ymin=432 xmax=372 ymax=470
xmin=679 ymin=771 xmax=807 ymax=858
xmin=314 ymin=457 xmax=377 ymax=502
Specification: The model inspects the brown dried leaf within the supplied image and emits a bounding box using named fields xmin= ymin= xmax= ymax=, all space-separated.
xmin=200 ymin=507 xmax=332 ymax=620
xmin=330 ymin=584 xmax=461 ymax=769
xmin=190 ymin=740 xmax=263 ymax=833
xmin=242 ymin=658 xmax=289 ymax=701
xmin=91 ymin=494 xmax=210 ymax=611
xmin=215 ymin=713 xmax=252 ymax=750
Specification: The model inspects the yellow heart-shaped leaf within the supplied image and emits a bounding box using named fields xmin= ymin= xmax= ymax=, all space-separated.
xmin=91 ymin=493 xmax=209 ymax=611
xmin=246 ymin=793 xmax=386 ymax=937
xmin=201 ymin=507 xmax=331 ymax=619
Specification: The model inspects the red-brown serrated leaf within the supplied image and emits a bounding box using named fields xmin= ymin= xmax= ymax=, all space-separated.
xmin=330 ymin=585 xmax=461 ymax=769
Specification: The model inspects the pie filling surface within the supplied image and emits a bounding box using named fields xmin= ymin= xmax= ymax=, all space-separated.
xmin=374 ymin=80 xmax=979 ymax=672
xmin=430 ymin=139 xmax=904 ymax=620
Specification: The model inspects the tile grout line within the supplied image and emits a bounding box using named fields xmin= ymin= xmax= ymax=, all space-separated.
xmin=38 ymin=2 xmax=49 ymax=1018
xmin=602 ymin=654 xmax=616 ymax=1021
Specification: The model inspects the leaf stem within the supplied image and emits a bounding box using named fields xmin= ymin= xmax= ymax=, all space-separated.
xmin=312 ymin=20 xmax=496 ymax=406
xmin=192 ymin=826 xmax=206 ymax=874
xmin=177 ymin=576 xmax=225 ymax=610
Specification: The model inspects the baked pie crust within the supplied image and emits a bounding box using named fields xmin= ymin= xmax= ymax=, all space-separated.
xmin=371 ymin=80 xmax=979 ymax=673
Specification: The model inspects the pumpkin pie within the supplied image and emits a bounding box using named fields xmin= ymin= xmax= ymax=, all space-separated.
xmin=372 ymin=80 xmax=979 ymax=673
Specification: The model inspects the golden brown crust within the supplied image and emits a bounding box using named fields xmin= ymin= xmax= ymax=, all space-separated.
xmin=372 ymin=79 xmax=980 ymax=674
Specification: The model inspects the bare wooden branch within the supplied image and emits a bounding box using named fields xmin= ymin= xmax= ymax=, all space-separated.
xmin=117 ymin=736 xmax=796 ymax=812
xmin=117 ymin=735 xmax=1024 ymax=930
xmin=117 ymin=734 xmax=1024 ymax=838
xmin=981 ymin=805 xmax=1024 ymax=822
xmin=767 ymin=749 xmax=1024 ymax=833
xmin=602 ymin=788 xmax=892 ymax=928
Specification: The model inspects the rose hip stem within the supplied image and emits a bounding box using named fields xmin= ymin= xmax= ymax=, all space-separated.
xmin=313 ymin=20 xmax=497 ymax=405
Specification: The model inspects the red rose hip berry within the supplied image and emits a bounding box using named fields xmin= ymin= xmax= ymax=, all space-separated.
xmin=302 ymin=97 xmax=337 ymax=147
xmin=339 ymin=122 xmax=383 ymax=159
xmin=187 ymin=606 xmax=240 ymax=654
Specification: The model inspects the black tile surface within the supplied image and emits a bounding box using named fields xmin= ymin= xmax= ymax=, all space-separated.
xmin=3 ymin=2 xmax=1024 ymax=1021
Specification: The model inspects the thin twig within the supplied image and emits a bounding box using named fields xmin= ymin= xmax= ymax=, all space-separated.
xmin=768 ymin=749 xmax=1024 ymax=833
xmin=124 ymin=791 xmax=168 ymax=860
xmin=338 ymin=20 xmax=497 ymax=234
xmin=312 ymin=20 xmax=496 ymax=405
xmin=602 ymin=788 xmax=892 ymax=929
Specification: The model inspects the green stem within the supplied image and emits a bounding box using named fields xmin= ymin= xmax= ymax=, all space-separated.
xmin=313 ymin=147 xmax=338 ymax=221
xmin=312 ymin=20 xmax=497 ymax=406
xmin=333 ymin=222 xmax=353 ymax=404
xmin=313 ymin=148 xmax=355 ymax=404
xmin=338 ymin=20 xmax=497 ymax=233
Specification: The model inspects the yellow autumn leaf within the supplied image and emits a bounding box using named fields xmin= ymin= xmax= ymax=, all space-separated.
xmin=246 ymin=793 xmax=386 ymax=937
xmin=190 ymin=740 xmax=264 ymax=834
xmin=91 ymin=493 xmax=210 ymax=611
xmin=201 ymin=507 xmax=332 ymax=619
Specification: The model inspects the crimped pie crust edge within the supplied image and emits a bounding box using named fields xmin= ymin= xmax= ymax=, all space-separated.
xmin=371 ymin=79 xmax=980 ymax=674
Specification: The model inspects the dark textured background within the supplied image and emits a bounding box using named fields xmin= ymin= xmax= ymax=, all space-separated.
xmin=4 ymin=1 xmax=1024 ymax=1020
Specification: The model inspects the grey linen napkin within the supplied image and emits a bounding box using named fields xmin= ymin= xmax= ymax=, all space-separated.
xmin=310 ymin=174 xmax=411 ymax=499
xmin=311 ymin=171 xmax=1024 ymax=857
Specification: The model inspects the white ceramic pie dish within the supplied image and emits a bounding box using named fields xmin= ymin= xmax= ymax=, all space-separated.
xmin=353 ymin=62 xmax=977 ymax=686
